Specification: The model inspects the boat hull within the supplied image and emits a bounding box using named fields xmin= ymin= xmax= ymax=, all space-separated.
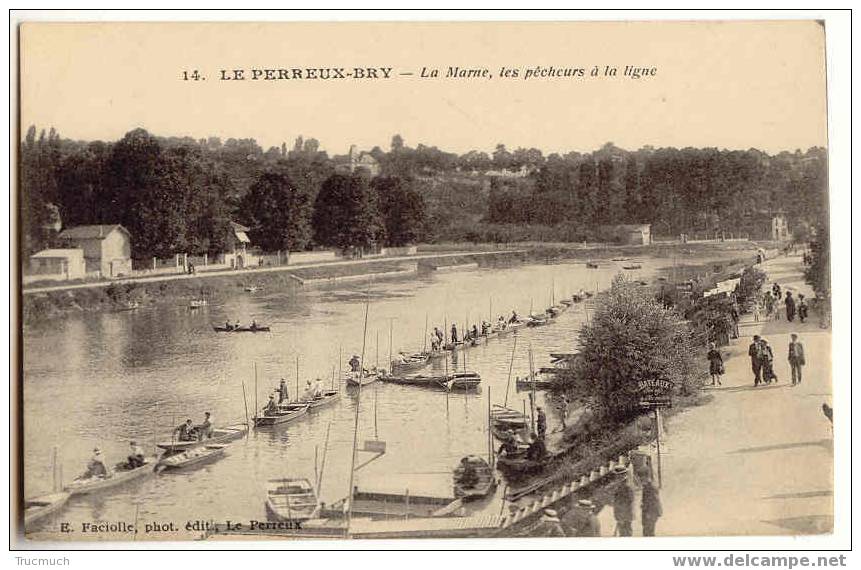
xmin=24 ymin=492 xmax=70 ymax=527
xmin=253 ymin=404 xmax=310 ymax=427
xmin=64 ymin=459 xmax=157 ymax=496
xmin=157 ymin=424 xmax=248 ymax=452
xmin=158 ymin=445 xmax=227 ymax=470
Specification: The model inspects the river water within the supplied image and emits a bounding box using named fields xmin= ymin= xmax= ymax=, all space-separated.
xmin=23 ymin=257 xmax=661 ymax=538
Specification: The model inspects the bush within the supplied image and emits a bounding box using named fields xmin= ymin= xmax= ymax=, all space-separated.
xmin=575 ymin=275 xmax=698 ymax=422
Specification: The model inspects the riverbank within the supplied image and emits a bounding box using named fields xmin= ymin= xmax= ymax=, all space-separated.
xmin=20 ymin=240 xmax=761 ymax=326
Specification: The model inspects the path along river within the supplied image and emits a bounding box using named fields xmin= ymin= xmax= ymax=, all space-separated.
xmin=24 ymin=257 xmax=667 ymax=537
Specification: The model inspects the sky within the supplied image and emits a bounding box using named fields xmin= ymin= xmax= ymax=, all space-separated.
xmin=19 ymin=21 xmax=828 ymax=156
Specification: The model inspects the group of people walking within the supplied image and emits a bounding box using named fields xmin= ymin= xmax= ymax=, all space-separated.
xmin=755 ymin=283 xmax=808 ymax=323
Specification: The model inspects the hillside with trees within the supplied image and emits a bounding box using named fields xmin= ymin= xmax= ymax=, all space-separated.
xmin=19 ymin=128 xmax=828 ymax=263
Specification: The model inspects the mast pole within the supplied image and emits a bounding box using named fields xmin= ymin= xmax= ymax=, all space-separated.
xmin=504 ymin=335 xmax=518 ymax=407
xmin=347 ymin=286 xmax=371 ymax=535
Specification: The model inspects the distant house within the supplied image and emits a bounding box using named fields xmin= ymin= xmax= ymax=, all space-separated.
xmin=28 ymin=248 xmax=86 ymax=281
xmin=599 ymin=224 xmax=652 ymax=245
xmin=335 ymin=145 xmax=381 ymax=177
xmin=220 ymin=221 xmax=254 ymax=269
xmin=771 ymin=213 xmax=790 ymax=241
xmin=58 ymin=224 xmax=132 ymax=278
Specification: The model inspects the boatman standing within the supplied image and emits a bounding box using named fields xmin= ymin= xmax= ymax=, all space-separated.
xmin=197 ymin=412 xmax=213 ymax=440
xmin=175 ymin=419 xmax=195 ymax=442
xmin=536 ymin=406 xmax=547 ymax=439
xmin=349 ymin=355 xmax=361 ymax=373
xmin=278 ymin=378 xmax=289 ymax=403
xmin=450 ymin=323 xmax=458 ymax=344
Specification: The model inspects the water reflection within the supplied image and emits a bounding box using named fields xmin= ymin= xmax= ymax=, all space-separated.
xmin=24 ymin=259 xmax=655 ymax=535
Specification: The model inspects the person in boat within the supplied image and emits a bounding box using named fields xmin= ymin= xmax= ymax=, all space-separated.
xmin=125 ymin=440 xmax=145 ymax=469
xmin=312 ymin=378 xmax=324 ymax=398
xmin=526 ymin=433 xmax=547 ymax=461
xmin=224 ymin=320 xmax=233 ymax=331
xmin=349 ymin=355 xmax=361 ymax=373
xmin=234 ymin=320 xmax=241 ymax=330
xmin=471 ymin=324 xmax=479 ymax=340
xmin=82 ymin=447 xmax=109 ymax=479
xmin=497 ymin=433 xmax=520 ymax=457
xmin=457 ymin=457 xmax=480 ymax=488
xmin=497 ymin=315 xmax=507 ymax=330
xmin=250 ymin=319 xmax=259 ymax=331
xmin=197 ymin=412 xmax=213 ymax=440
xmin=435 ymin=327 xmax=444 ymax=345
xmin=175 ymin=419 xmax=196 ymax=442
xmin=263 ymin=395 xmax=279 ymax=415
xmin=481 ymin=321 xmax=490 ymax=335
xmin=395 ymin=352 xmax=408 ymax=364
xmin=278 ymin=378 xmax=289 ymax=404
xmin=509 ymin=310 xmax=519 ymax=324
xmin=450 ymin=323 xmax=458 ymax=344
xmin=536 ymin=406 xmax=547 ymax=440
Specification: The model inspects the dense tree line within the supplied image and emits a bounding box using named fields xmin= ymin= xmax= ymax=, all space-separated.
xmin=20 ymin=128 xmax=828 ymax=261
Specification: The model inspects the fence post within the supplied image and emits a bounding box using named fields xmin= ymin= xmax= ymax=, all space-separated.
xmin=204 ymin=253 xmax=208 ymax=266
xmin=152 ymin=257 xmax=156 ymax=270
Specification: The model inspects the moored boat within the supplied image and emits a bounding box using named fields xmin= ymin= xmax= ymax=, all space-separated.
xmin=212 ymin=324 xmax=271 ymax=333
xmin=344 ymin=370 xmax=379 ymax=387
xmin=622 ymin=264 xmax=642 ymax=270
xmin=304 ymin=389 xmax=340 ymax=409
xmin=379 ymin=372 xmax=448 ymax=387
xmin=452 ymin=456 xmax=496 ymax=499
xmin=189 ymin=298 xmax=208 ymax=309
xmin=264 ymin=478 xmax=320 ymax=522
xmin=157 ymin=444 xmax=227 ymax=471
xmin=390 ymin=352 xmax=430 ymax=374
xmin=64 ymin=458 xmax=157 ymax=497
xmin=526 ymin=313 xmax=549 ymax=327
xmin=253 ymin=402 xmax=310 ymax=427
xmin=24 ymin=492 xmax=70 ymax=527
xmin=156 ymin=423 xmax=248 ymax=453
xmin=586 ymin=261 xmax=599 ymax=269
xmin=442 ymin=371 xmax=482 ymax=390
xmin=515 ymin=372 xmax=558 ymax=390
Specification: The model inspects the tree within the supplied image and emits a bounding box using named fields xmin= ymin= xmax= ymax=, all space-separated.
xmin=312 ymin=173 xmax=385 ymax=250
xmin=240 ymin=169 xmax=312 ymax=252
xmin=391 ymin=134 xmax=405 ymax=153
xmin=574 ymin=275 xmax=698 ymax=422
xmin=373 ymin=176 xmax=426 ymax=246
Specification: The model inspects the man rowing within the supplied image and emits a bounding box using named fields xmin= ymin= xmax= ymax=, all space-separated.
xmin=349 ymin=355 xmax=361 ymax=373
xmin=174 ymin=419 xmax=196 ymax=442
xmin=126 ymin=440 xmax=145 ymax=469
xmin=81 ymin=447 xmax=109 ymax=479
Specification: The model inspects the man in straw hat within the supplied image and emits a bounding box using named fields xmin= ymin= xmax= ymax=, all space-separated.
xmin=82 ymin=447 xmax=108 ymax=479
xmin=562 ymin=498 xmax=601 ymax=537
xmin=612 ymin=466 xmax=634 ymax=536
xmin=531 ymin=508 xmax=566 ymax=537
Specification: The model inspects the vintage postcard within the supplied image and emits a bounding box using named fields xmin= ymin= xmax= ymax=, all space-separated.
xmin=13 ymin=17 xmax=839 ymax=547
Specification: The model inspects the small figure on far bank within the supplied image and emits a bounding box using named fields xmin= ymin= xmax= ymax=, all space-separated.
xmin=785 ymin=291 xmax=797 ymax=322
xmin=641 ymin=480 xmax=663 ymax=537
xmin=450 ymin=323 xmax=458 ymax=344
xmin=730 ymin=302 xmax=740 ymax=339
xmin=531 ymin=509 xmax=566 ymax=537
xmin=788 ymin=333 xmax=806 ymax=386
xmin=536 ymin=406 xmax=547 ymax=439
xmin=748 ymin=335 xmax=763 ymax=386
xmin=707 ymin=342 xmax=724 ymax=386
xmin=798 ymin=294 xmax=809 ymax=323
xmin=760 ymin=338 xmax=777 ymax=384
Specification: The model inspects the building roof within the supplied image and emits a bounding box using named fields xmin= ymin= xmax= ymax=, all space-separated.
xmin=230 ymin=221 xmax=251 ymax=243
xmin=59 ymin=224 xmax=129 ymax=240
xmin=30 ymin=248 xmax=84 ymax=259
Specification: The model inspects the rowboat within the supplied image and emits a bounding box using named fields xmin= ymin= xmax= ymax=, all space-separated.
xmin=345 ymin=370 xmax=379 ymax=387
xmin=156 ymin=423 xmax=248 ymax=453
xmin=526 ymin=314 xmax=549 ymax=327
xmin=452 ymin=456 xmax=496 ymax=499
xmin=157 ymin=444 xmax=227 ymax=471
xmin=586 ymin=262 xmax=599 ymax=269
xmin=515 ymin=372 xmax=558 ymax=390
xmin=622 ymin=264 xmax=642 ymax=270
xmin=390 ymin=352 xmax=430 ymax=374
xmin=495 ymin=453 xmax=550 ymax=477
xmin=64 ymin=458 xmax=157 ymax=496
xmin=253 ymin=402 xmax=310 ymax=427
xmin=189 ymin=298 xmax=208 ymax=309
xmin=212 ymin=324 xmax=271 ymax=333
xmin=491 ymin=405 xmax=530 ymax=429
xmin=244 ymin=285 xmax=263 ymax=292
xmin=304 ymin=390 xmax=340 ymax=409
xmin=379 ymin=372 xmax=448 ymax=387
xmin=264 ymin=478 xmax=320 ymax=522
xmin=24 ymin=492 xmax=70 ymax=527
xmin=442 ymin=371 xmax=482 ymax=390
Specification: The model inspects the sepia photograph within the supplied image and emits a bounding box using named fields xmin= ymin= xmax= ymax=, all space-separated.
xmin=9 ymin=11 xmax=850 ymax=555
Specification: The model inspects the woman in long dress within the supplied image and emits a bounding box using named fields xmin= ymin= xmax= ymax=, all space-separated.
xmin=707 ymin=342 xmax=724 ymax=386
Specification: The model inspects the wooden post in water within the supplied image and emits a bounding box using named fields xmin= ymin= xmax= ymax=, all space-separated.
xmin=295 ymin=357 xmax=300 ymax=402
xmin=422 ymin=313 xmax=428 ymax=353
xmin=317 ymin=421 xmax=332 ymax=491
xmin=51 ymin=446 xmax=60 ymax=492
xmin=254 ymin=363 xmax=258 ymax=419
xmin=504 ymin=335 xmax=518 ymax=407
xmin=347 ymin=290 xmax=371 ymax=535
xmin=241 ymin=380 xmax=249 ymax=429
xmin=376 ymin=330 xmax=379 ymax=368
xmin=487 ymin=387 xmax=493 ymax=469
